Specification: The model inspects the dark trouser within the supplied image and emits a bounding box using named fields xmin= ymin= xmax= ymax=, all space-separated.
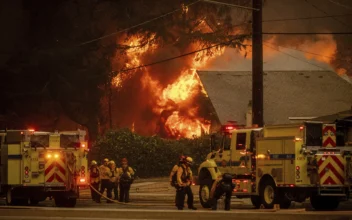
xmin=112 ymin=183 xmax=118 ymax=200
xmin=90 ymin=182 xmax=100 ymax=201
xmin=175 ymin=185 xmax=194 ymax=209
xmin=99 ymin=179 xmax=112 ymax=202
xmin=211 ymin=186 xmax=232 ymax=210
xmin=119 ymin=183 xmax=131 ymax=203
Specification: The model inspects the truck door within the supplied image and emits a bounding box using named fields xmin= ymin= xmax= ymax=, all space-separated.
xmin=231 ymin=131 xmax=252 ymax=173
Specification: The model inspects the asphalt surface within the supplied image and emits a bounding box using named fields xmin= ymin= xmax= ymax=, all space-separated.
xmin=0 ymin=178 xmax=352 ymax=219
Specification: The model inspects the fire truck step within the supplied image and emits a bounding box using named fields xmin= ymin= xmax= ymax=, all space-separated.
xmin=319 ymin=193 xmax=347 ymax=197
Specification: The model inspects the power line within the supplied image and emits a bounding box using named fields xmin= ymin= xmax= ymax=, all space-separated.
xmin=263 ymin=41 xmax=350 ymax=63
xmin=303 ymin=0 xmax=352 ymax=29
xmin=328 ymin=0 xmax=352 ymax=10
xmin=263 ymin=43 xmax=331 ymax=71
xmin=202 ymin=0 xmax=259 ymax=11
xmin=262 ymin=32 xmax=352 ymax=35
xmin=263 ymin=13 xmax=352 ymax=22
xmin=78 ymin=0 xmax=201 ymax=46
xmin=116 ymin=37 xmax=244 ymax=73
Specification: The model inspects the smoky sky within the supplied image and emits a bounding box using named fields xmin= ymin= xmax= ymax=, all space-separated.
xmin=1 ymin=0 xmax=351 ymax=135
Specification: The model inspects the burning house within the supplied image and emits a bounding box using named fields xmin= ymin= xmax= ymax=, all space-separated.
xmin=197 ymin=70 xmax=352 ymax=132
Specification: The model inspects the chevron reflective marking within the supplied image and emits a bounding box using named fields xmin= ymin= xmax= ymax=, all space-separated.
xmin=322 ymin=124 xmax=336 ymax=147
xmin=45 ymin=155 xmax=67 ymax=183
xmin=317 ymin=155 xmax=345 ymax=185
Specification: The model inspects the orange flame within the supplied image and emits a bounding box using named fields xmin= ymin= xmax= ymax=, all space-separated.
xmin=300 ymin=35 xmax=336 ymax=64
xmin=111 ymin=33 xmax=226 ymax=138
xmin=112 ymin=34 xmax=158 ymax=88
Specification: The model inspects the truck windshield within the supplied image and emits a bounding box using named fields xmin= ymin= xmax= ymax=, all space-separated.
xmin=30 ymin=135 xmax=49 ymax=148
xmin=60 ymin=134 xmax=80 ymax=148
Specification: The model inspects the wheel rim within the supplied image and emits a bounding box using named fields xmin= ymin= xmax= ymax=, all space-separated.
xmin=6 ymin=189 xmax=12 ymax=205
xmin=201 ymin=185 xmax=210 ymax=202
xmin=264 ymin=185 xmax=274 ymax=204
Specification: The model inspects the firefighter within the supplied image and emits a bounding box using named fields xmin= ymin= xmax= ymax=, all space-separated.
xmin=210 ymin=173 xmax=235 ymax=211
xmin=89 ymin=160 xmax=100 ymax=202
xmin=169 ymin=155 xmax=186 ymax=206
xmin=118 ymin=158 xmax=135 ymax=203
xmin=97 ymin=158 xmax=112 ymax=203
xmin=175 ymin=156 xmax=197 ymax=210
xmin=108 ymin=160 xmax=119 ymax=200
xmin=169 ymin=155 xmax=186 ymax=187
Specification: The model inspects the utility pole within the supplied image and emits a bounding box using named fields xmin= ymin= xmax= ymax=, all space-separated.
xmin=252 ymin=0 xmax=263 ymax=127
xmin=108 ymin=71 xmax=113 ymax=129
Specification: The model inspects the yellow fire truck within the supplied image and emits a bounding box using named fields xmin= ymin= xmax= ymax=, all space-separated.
xmin=0 ymin=129 xmax=89 ymax=207
xmin=196 ymin=121 xmax=352 ymax=210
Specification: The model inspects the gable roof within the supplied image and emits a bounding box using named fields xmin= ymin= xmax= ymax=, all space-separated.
xmin=197 ymin=70 xmax=352 ymax=125
xmin=313 ymin=109 xmax=352 ymax=123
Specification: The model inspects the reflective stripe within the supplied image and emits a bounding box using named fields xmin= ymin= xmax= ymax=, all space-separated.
xmin=317 ymin=155 xmax=345 ymax=185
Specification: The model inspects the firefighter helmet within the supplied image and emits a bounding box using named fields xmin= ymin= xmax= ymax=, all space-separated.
xmin=91 ymin=160 xmax=97 ymax=165
xmin=109 ymin=160 xmax=115 ymax=165
xmin=185 ymin=157 xmax=193 ymax=166
xmin=103 ymin=158 xmax=109 ymax=162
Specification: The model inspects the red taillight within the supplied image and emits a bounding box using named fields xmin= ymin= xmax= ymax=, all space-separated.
xmin=25 ymin=170 xmax=29 ymax=175
xmin=296 ymin=166 xmax=300 ymax=170
xmin=299 ymin=126 xmax=304 ymax=131
xmin=289 ymin=184 xmax=295 ymax=187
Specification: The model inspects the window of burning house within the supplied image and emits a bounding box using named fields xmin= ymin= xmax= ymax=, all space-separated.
xmin=305 ymin=123 xmax=323 ymax=146
xmin=60 ymin=134 xmax=80 ymax=148
xmin=30 ymin=135 xmax=49 ymax=148
xmin=236 ymin=133 xmax=246 ymax=150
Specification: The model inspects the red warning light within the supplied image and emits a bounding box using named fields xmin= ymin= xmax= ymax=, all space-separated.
xmin=299 ymin=126 xmax=304 ymax=131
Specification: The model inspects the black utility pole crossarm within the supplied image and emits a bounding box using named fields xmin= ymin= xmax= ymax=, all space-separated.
xmin=252 ymin=0 xmax=264 ymax=127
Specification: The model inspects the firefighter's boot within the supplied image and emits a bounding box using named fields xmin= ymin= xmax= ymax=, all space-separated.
xmin=211 ymin=198 xmax=217 ymax=210
xmin=224 ymin=198 xmax=231 ymax=211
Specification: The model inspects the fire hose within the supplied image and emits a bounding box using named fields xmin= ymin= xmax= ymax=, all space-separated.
xmin=88 ymin=183 xmax=171 ymax=206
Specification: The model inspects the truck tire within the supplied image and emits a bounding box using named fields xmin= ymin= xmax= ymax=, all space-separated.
xmin=310 ymin=195 xmax=339 ymax=210
xmin=66 ymin=198 xmax=77 ymax=207
xmin=54 ymin=197 xmax=65 ymax=207
xmin=259 ymin=178 xmax=278 ymax=209
xmin=199 ymin=178 xmax=214 ymax=208
xmin=250 ymin=195 xmax=261 ymax=208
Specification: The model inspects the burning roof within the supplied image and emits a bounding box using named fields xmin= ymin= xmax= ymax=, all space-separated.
xmin=197 ymin=70 xmax=352 ymax=126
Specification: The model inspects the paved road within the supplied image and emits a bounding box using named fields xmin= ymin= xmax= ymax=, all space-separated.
xmin=0 ymin=207 xmax=352 ymax=220
xmin=0 ymin=179 xmax=351 ymax=219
